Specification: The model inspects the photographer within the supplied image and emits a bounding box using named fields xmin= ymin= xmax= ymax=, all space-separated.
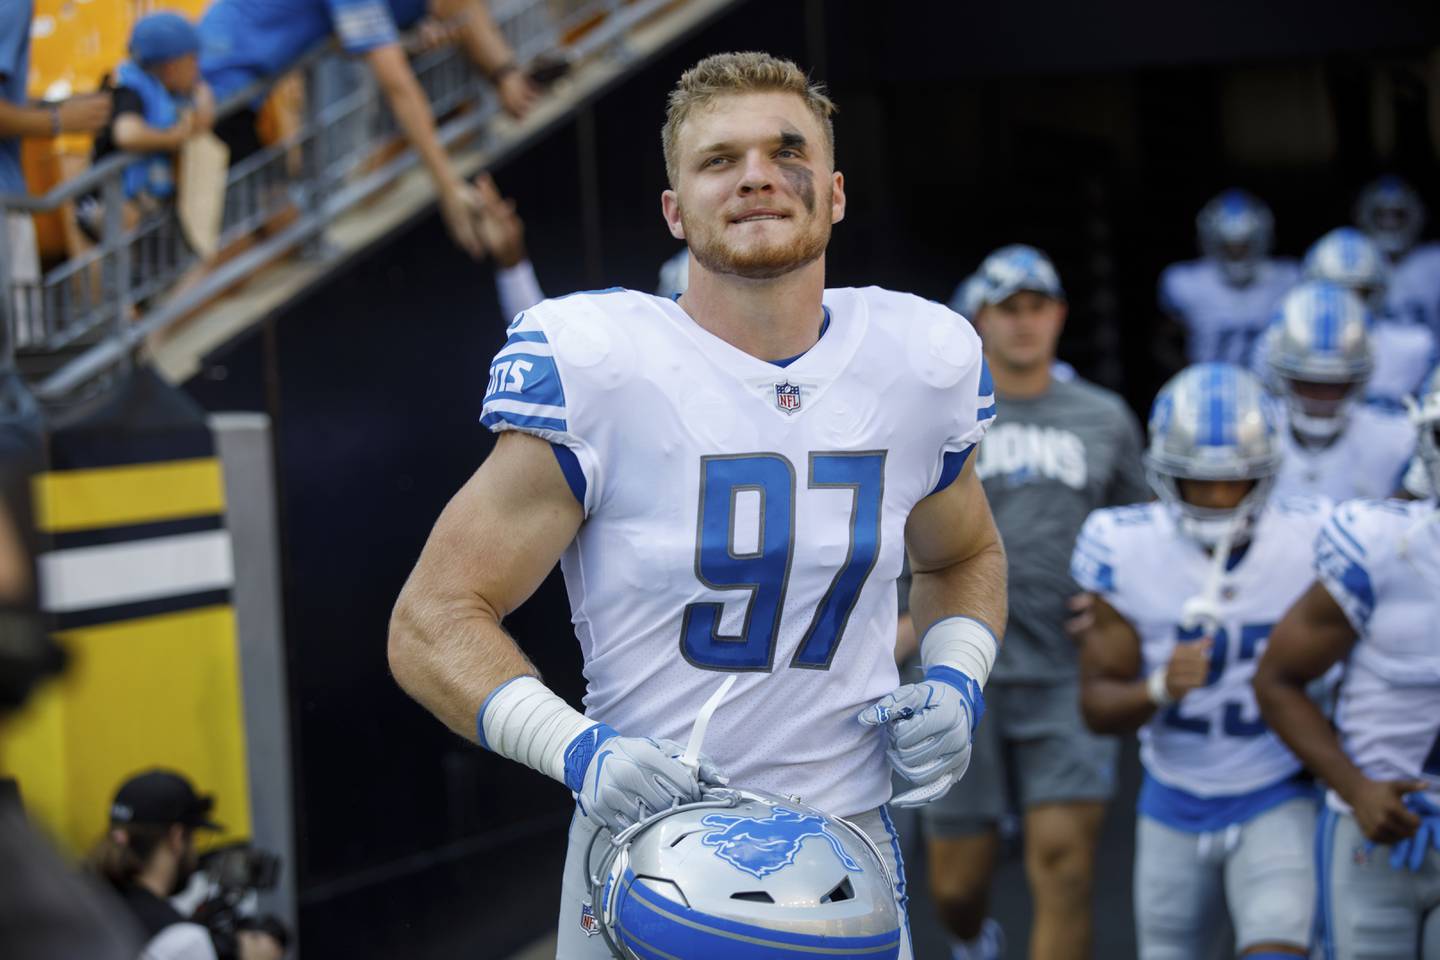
xmin=92 ymin=770 xmax=282 ymax=960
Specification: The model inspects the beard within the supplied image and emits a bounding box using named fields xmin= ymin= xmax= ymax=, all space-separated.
xmin=682 ymin=192 xmax=832 ymax=281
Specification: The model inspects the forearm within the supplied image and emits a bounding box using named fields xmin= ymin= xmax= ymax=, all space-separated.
xmin=114 ymin=124 xmax=183 ymax=153
xmin=1081 ymin=677 xmax=1156 ymax=734
xmin=373 ymin=56 xmax=461 ymax=194
xmin=908 ymin=538 xmax=1007 ymax=644
xmin=454 ymin=0 xmax=517 ymax=76
xmin=0 ymin=100 xmax=55 ymax=138
xmin=388 ymin=583 xmax=537 ymax=742
xmin=1255 ymin=673 xmax=1368 ymax=800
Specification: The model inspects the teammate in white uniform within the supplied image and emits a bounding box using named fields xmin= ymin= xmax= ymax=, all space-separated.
xmin=388 ymin=53 xmax=1008 ymax=960
xmin=1073 ymin=363 xmax=1324 ymax=959
xmin=1159 ymin=190 xmax=1300 ymax=366
xmin=1263 ymin=281 xmax=1414 ymax=500
xmin=1357 ymin=175 xmax=1440 ymax=344
xmin=1255 ymin=367 xmax=1440 ymax=959
xmin=1302 ymin=226 xmax=1438 ymax=407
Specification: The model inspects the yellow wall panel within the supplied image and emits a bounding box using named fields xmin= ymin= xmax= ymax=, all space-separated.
xmin=0 ymin=681 xmax=69 ymax=845
xmin=34 ymin=458 xmax=226 ymax=533
xmin=2 ymin=605 xmax=253 ymax=855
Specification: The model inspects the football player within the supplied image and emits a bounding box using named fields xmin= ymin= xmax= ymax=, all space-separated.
xmin=1073 ymin=363 xmax=1327 ymax=959
xmin=924 ymin=244 xmax=1148 ymax=960
xmin=1262 ymin=282 xmax=1414 ymax=501
xmin=1356 ymin=175 xmax=1440 ymax=343
xmin=1301 ymin=226 xmax=1437 ymax=407
xmin=1254 ymin=365 xmax=1440 ymax=959
xmin=389 ymin=52 xmax=1008 ymax=959
xmin=1159 ymin=190 xmax=1300 ymax=366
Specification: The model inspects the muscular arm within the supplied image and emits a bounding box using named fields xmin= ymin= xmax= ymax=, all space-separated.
xmin=1253 ymin=582 xmax=1363 ymax=797
xmin=1078 ymin=595 xmax=1153 ymax=734
xmin=388 ymin=430 xmax=581 ymax=741
xmin=903 ymin=456 xmax=1007 ymax=644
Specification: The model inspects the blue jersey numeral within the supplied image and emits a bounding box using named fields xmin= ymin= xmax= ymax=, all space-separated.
xmin=1160 ymin=622 xmax=1272 ymax=738
xmin=682 ymin=451 xmax=886 ymax=673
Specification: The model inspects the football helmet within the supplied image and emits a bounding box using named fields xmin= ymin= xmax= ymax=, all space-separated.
xmin=1265 ymin=282 xmax=1374 ymax=443
xmin=1355 ymin=175 xmax=1425 ymax=259
xmin=1197 ymin=189 xmax=1274 ymax=286
xmin=1408 ymin=365 xmax=1440 ymax=499
xmin=656 ymin=249 xmax=689 ymax=299
xmin=1302 ymin=227 xmax=1390 ymax=312
xmin=1146 ymin=363 xmax=1283 ymax=548
xmin=587 ymin=787 xmax=902 ymax=960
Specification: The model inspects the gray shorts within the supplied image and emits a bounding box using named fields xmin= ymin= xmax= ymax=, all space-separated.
xmin=555 ymin=804 xmax=913 ymax=959
xmin=1135 ymin=797 xmax=1317 ymax=957
xmin=1317 ymin=806 xmax=1440 ymax=959
xmin=921 ymin=681 xmax=1119 ymax=837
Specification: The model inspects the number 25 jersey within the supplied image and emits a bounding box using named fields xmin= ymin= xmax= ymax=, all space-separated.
xmin=481 ymin=287 xmax=994 ymax=816
xmin=1071 ymin=497 xmax=1330 ymax=796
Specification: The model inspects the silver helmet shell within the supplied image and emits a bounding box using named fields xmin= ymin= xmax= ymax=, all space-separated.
xmin=656 ymin=249 xmax=689 ymax=299
xmin=1197 ymin=189 xmax=1274 ymax=286
xmin=1302 ymin=227 xmax=1391 ymax=312
xmin=588 ymin=788 xmax=902 ymax=960
xmin=1355 ymin=175 xmax=1425 ymax=259
xmin=1265 ymin=282 xmax=1374 ymax=443
xmin=1408 ymin=365 xmax=1440 ymax=499
xmin=1146 ymin=363 xmax=1284 ymax=547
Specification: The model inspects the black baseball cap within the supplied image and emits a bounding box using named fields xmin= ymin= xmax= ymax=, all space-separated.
xmin=110 ymin=769 xmax=221 ymax=831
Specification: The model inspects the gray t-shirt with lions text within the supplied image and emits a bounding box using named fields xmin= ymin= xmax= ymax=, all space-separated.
xmin=980 ymin=378 xmax=1148 ymax=683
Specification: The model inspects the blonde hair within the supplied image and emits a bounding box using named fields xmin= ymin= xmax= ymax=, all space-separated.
xmin=662 ymin=52 xmax=836 ymax=186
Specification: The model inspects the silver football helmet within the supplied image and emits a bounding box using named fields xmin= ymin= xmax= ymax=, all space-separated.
xmin=1197 ymin=189 xmax=1274 ymax=286
xmin=1265 ymin=282 xmax=1374 ymax=443
xmin=1302 ymin=227 xmax=1391 ymax=313
xmin=657 ymin=249 xmax=690 ymax=299
xmin=1355 ymin=175 xmax=1425 ymax=259
xmin=1406 ymin=365 xmax=1440 ymax=499
xmin=587 ymin=787 xmax=902 ymax=960
xmin=1146 ymin=363 xmax=1284 ymax=548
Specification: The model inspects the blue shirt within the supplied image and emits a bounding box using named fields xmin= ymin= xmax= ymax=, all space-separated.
xmin=199 ymin=0 xmax=428 ymax=100
xmin=0 ymin=0 xmax=33 ymax=195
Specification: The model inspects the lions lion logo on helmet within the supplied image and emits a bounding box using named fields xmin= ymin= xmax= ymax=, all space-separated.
xmin=699 ymin=806 xmax=863 ymax=879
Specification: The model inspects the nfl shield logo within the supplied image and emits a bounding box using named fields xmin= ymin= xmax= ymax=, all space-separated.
xmin=775 ymin=381 xmax=802 ymax=414
xmin=579 ymin=901 xmax=600 ymax=937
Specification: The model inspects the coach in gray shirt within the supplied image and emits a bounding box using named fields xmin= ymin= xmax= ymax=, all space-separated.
xmin=921 ymin=245 xmax=1148 ymax=960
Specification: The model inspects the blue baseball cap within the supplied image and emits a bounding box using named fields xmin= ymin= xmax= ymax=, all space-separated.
xmin=975 ymin=244 xmax=1066 ymax=306
xmin=129 ymin=12 xmax=200 ymax=67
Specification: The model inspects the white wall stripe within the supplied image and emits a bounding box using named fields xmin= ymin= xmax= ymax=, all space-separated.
xmin=39 ymin=530 xmax=235 ymax=614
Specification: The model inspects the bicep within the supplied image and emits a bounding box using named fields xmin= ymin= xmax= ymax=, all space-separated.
xmin=1260 ymin=581 xmax=1358 ymax=684
xmin=405 ymin=430 xmax=582 ymax=620
xmin=903 ymin=455 xmax=1001 ymax=574
xmin=1080 ymin=595 xmax=1142 ymax=681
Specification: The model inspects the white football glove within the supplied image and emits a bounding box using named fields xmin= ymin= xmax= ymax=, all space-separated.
xmin=566 ymin=727 xmax=726 ymax=832
xmin=858 ymin=667 xmax=985 ymax=807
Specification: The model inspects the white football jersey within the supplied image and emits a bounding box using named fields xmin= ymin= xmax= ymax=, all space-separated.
xmin=480 ymin=287 xmax=994 ymax=817
xmin=1368 ymin=317 xmax=1437 ymax=405
xmin=1387 ymin=242 xmax=1440 ymax=341
xmin=1272 ymin=404 xmax=1414 ymax=501
xmin=1071 ymin=497 xmax=1330 ymax=796
xmin=1315 ymin=498 xmax=1440 ymax=813
xmin=1160 ymin=258 xmax=1300 ymax=365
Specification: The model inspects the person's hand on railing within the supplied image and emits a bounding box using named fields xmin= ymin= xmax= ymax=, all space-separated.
xmin=493 ymin=66 xmax=541 ymax=119
xmin=472 ymin=173 xmax=527 ymax=268
xmin=438 ymin=179 xmax=488 ymax=259
xmin=56 ymin=93 xmax=114 ymax=135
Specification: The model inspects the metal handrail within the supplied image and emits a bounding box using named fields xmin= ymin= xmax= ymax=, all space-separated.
xmin=1 ymin=0 xmax=682 ymax=407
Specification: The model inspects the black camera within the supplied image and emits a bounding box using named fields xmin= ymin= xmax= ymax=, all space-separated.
xmin=192 ymin=843 xmax=289 ymax=960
